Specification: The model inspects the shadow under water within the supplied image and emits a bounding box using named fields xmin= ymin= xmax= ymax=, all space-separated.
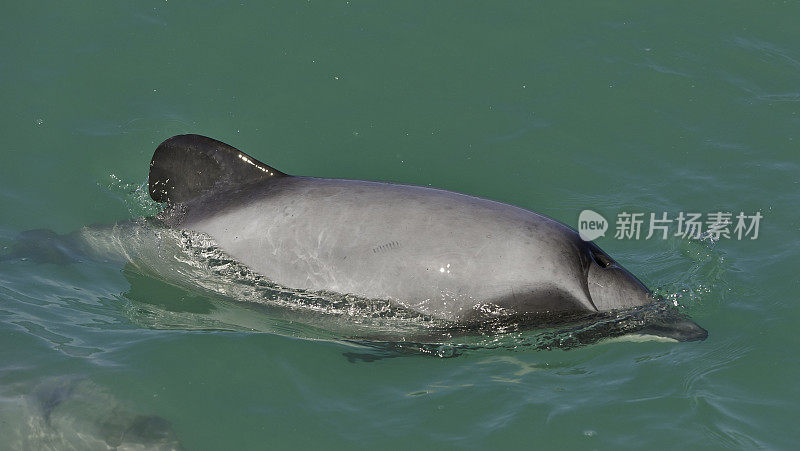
xmin=0 ymin=377 xmax=182 ymax=450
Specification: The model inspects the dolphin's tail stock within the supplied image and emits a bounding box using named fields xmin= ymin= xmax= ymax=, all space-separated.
xmin=148 ymin=134 xmax=289 ymax=205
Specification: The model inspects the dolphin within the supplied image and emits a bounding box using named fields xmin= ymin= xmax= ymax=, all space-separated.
xmin=148 ymin=134 xmax=706 ymax=339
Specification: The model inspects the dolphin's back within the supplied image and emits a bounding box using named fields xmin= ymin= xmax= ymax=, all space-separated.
xmin=149 ymin=135 xmax=595 ymax=322
xmin=181 ymin=177 xmax=591 ymax=321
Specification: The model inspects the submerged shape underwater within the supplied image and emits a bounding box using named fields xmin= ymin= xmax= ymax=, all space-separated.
xmin=1 ymin=1 xmax=798 ymax=449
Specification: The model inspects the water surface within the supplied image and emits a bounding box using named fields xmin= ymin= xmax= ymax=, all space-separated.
xmin=1 ymin=1 xmax=798 ymax=449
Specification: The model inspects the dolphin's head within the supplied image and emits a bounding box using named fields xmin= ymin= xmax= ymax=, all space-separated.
xmin=577 ymin=241 xmax=708 ymax=342
xmin=583 ymin=242 xmax=654 ymax=311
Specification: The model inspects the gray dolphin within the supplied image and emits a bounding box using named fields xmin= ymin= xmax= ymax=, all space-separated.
xmin=148 ymin=134 xmax=703 ymax=338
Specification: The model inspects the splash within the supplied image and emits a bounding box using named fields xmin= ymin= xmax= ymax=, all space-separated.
xmin=101 ymin=174 xmax=163 ymax=218
xmin=651 ymin=234 xmax=730 ymax=316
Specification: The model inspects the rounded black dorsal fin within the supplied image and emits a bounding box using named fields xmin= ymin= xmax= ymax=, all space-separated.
xmin=148 ymin=134 xmax=287 ymax=204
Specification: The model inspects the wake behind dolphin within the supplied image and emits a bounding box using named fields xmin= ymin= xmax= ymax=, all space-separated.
xmin=145 ymin=134 xmax=706 ymax=342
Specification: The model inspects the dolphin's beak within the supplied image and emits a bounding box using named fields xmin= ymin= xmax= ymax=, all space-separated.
xmin=637 ymin=315 xmax=709 ymax=342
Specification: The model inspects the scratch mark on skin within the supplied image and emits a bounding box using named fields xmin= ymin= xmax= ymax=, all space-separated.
xmin=372 ymin=241 xmax=400 ymax=254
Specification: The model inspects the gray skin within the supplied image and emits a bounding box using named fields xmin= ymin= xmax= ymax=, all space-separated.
xmin=159 ymin=171 xmax=654 ymax=324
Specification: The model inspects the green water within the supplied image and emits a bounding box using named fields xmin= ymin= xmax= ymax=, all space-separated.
xmin=2 ymin=1 xmax=798 ymax=448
